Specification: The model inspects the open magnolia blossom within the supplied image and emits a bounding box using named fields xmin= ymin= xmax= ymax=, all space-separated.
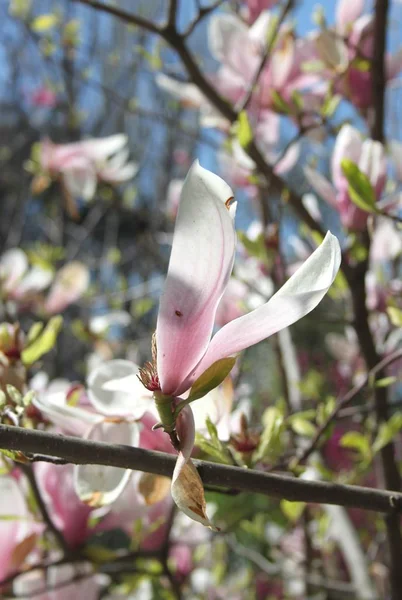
xmin=114 ymin=161 xmax=341 ymax=528
xmin=38 ymin=134 xmax=138 ymax=201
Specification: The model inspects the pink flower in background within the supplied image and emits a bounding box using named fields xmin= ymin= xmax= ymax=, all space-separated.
xmin=245 ymin=0 xmax=280 ymax=23
xmin=44 ymin=262 xmax=90 ymax=314
xmin=305 ymin=124 xmax=386 ymax=230
xmin=40 ymin=135 xmax=138 ymax=201
xmin=30 ymin=87 xmax=57 ymax=108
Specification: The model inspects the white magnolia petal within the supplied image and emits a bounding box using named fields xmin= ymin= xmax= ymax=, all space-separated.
xmin=80 ymin=134 xmax=128 ymax=160
xmin=156 ymin=161 xmax=236 ymax=395
xmin=45 ymin=261 xmax=90 ymax=314
xmin=304 ymin=165 xmax=337 ymax=208
xmin=208 ymin=13 xmax=247 ymax=62
xmin=187 ymin=232 xmax=341 ymax=385
xmin=74 ymin=420 xmax=139 ymax=507
xmin=331 ymin=124 xmax=363 ymax=188
xmin=33 ymin=390 xmax=98 ymax=436
xmin=87 ymin=359 xmax=151 ymax=417
xmin=63 ymin=164 xmax=97 ymax=201
xmin=156 ymin=73 xmax=205 ymax=107
xmin=0 ymin=249 xmax=28 ymax=292
xmin=15 ymin=266 xmax=54 ymax=297
xmin=89 ymin=311 xmax=131 ymax=334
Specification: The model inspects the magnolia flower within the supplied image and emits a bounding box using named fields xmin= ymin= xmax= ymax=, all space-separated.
xmin=305 ymin=124 xmax=386 ymax=231
xmin=316 ymin=0 xmax=402 ymax=110
xmin=134 ymin=161 xmax=341 ymax=527
xmin=44 ymin=262 xmax=90 ymax=314
xmin=39 ymin=135 xmax=138 ymax=201
xmin=245 ymin=0 xmax=280 ymax=23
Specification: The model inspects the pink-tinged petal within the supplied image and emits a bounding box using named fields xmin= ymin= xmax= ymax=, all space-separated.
xmin=208 ymin=13 xmax=247 ymax=62
xmin=246 ymin=0 xmax=280 ymax=23
xmin=0 ymin=249 xmax=28 ymax=293
xmin=336 ymin=0 xmax=364 ymax=32
xmin=273 ymin=141 xmax=300 ymax=175
xmin=44 ymin=261 xmax=89 ymax=314
xmin=74 ymin=420 xmax=139 ymax=507
xmin=156 ymin=161 xmax=236 ymax=396
xmin=171 ymin=406 xmax=217 ymax=529
xmin=370 ymin=217 xmax=402 ymax=263
xmin=248 ymin=10 xmax=275 ymax=46
xmin=183 ymin=232 xmax=341 ymax=387
xmin=304 ymin=166 xmax=337 ymax=208
xmin=331 ymin=125 xmax=363 ymax=189
xmin=87 ymin=359 xmax=152 ymax=418
xmin=386 ymin=48 xmax=402 ymax=79
xmin=270 ymin=33 xmax=296 ymax=90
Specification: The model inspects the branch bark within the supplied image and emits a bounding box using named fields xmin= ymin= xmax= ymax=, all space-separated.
xmin=1 ymin=425 xmax=402 ymax=515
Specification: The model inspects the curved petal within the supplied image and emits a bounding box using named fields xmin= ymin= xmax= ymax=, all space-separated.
xmin=156 ymin=161 xmax=236 ymax=395
xmin=44 ymin=261 xmax=89 ymax=314
xmin=171 ymin=406 xmax=217 ymax=529
xmin=208 ymin=13 xmax=247 ymax=62
xmin=336 ymin=0 xmax=364 ymax=31
xmin=87 ymin=359 xmax=152 ymax=418
xmin=304 ymin=166 xmax=337 ymax=208
xmin=331 ymin=125 xmax=362 ymax=189
xmin=183 ymin=232 xmax=341 ymax=388
xmin=63 ymin=163 xmax=97 ymax=201
xmin=79 ymin=134 xmax=128 ymax=160
xmin=34 ymin=388 xmax=98 ymax=436
xmin=14 ymin=266 xmax=53 ymax=298
xmin=74 ymin=420 xmax=139 ymax=507
xmin=0 ymin=249 xmax=28 ymax=292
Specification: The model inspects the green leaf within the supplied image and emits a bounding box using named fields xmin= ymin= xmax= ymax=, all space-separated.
xmin=253 ymin=407 xmax=284 ymax=462
xmin=187 ymin=357 xmax=236 ymax=403
xmin=236 ymin=110 xmax=253 ymax=149
xmin=373 ymin=412 xmax=402 ymax=454
xmin=387 ymin=306 xmax=402 ymax=327
xmin=238 ymin=231 xmax=268 ymax=263
xmin=271 ymin=90 xmax=292 ymax=114
xmin=341 ymin=159 xmax=377 ymax=213
xmin=375 ymin=376 xmax=397 ymax=388
xmin=195 ymin=434 xmax=232 ymax=465
xmin=22 ymin=316 xmax=63 ymax=366
xmin=31 ymin=13 xmax=58 ymax=32
xmin=281 ymin=499 xmax=306 ymax=522
xmin=26 ymin=322 xmax=44 ymax=344
xmin=289 ymin=417 xmax=316 ymax=438
xmin=340 ymin=431 xmax=371 ymax=459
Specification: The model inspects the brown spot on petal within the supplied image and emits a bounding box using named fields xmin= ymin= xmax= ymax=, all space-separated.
xmin=175 ymin=310 xmax=183 ymax=317
xmin=225 ymin=196 xmax=234 ymax=210
xmin=104 ymin=416 xmax=125 ymax=424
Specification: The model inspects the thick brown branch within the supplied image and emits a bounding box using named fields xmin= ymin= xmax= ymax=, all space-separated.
xmin=1 ymin=425 xmax=402 ymax=515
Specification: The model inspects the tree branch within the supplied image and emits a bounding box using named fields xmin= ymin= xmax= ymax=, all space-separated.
xmin=1 ymin=425 xmax=402 ymax=515
xmin=69 ymin=0 xmax=162 ymax=34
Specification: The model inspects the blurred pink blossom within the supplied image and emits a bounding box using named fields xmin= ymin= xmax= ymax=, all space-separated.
xmin=305 ymin=124 xmax=386 ymax=230
xmin=30 ymin=87 xmax=57 ymax=108
xmin=40 ymin=135 xmax=138 ymax=201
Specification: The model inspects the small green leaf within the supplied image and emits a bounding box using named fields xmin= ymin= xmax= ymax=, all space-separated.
xmin=375 ymin=376 xmax=397 ymax=388
xmin=373 ymin=413 xmax=402 ymax=454
xmin=22 ymin=316 xmax=63 ymax=366
xmin=31 ymin=13 xmax=58 ymax=32
xmin=236 ymin=110 xmax=253 ymax=149
xmin=387 ymin=306 xmax=402 ymax=327
xmin=26 ymin=322 xmax=44 ymax=344
xmin=341 ymin=159 xmax=377 ymax=213
xmin=340 ymin=431 xmax=371 ymax=459
xmin=271 ymin=90 xmax=292 ymax=114
xmin=253 ymin=407 xmax=284 ymax=462
xmin=188 ymin=357 xmax=236 ymax=403
xmin=281 ymin=499 xmax=306 ymax=522
xmin=289 ymin=417 xmax=316 ymax=438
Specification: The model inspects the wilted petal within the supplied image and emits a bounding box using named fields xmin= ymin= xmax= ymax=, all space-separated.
xmin=87 ymin=359 xmax=152 ymax=418
xmin=156 ymin=161 xmax=236 ymax=395
xmin=184 ymin=232 xmax=341 ymax=387
xmin=74 ymin=420 xmax=139 ymax=507
xmin=171 ymin=406 xmax=217 ymax=529
xmin=45 ymin=261 xmax=89 ymax=314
